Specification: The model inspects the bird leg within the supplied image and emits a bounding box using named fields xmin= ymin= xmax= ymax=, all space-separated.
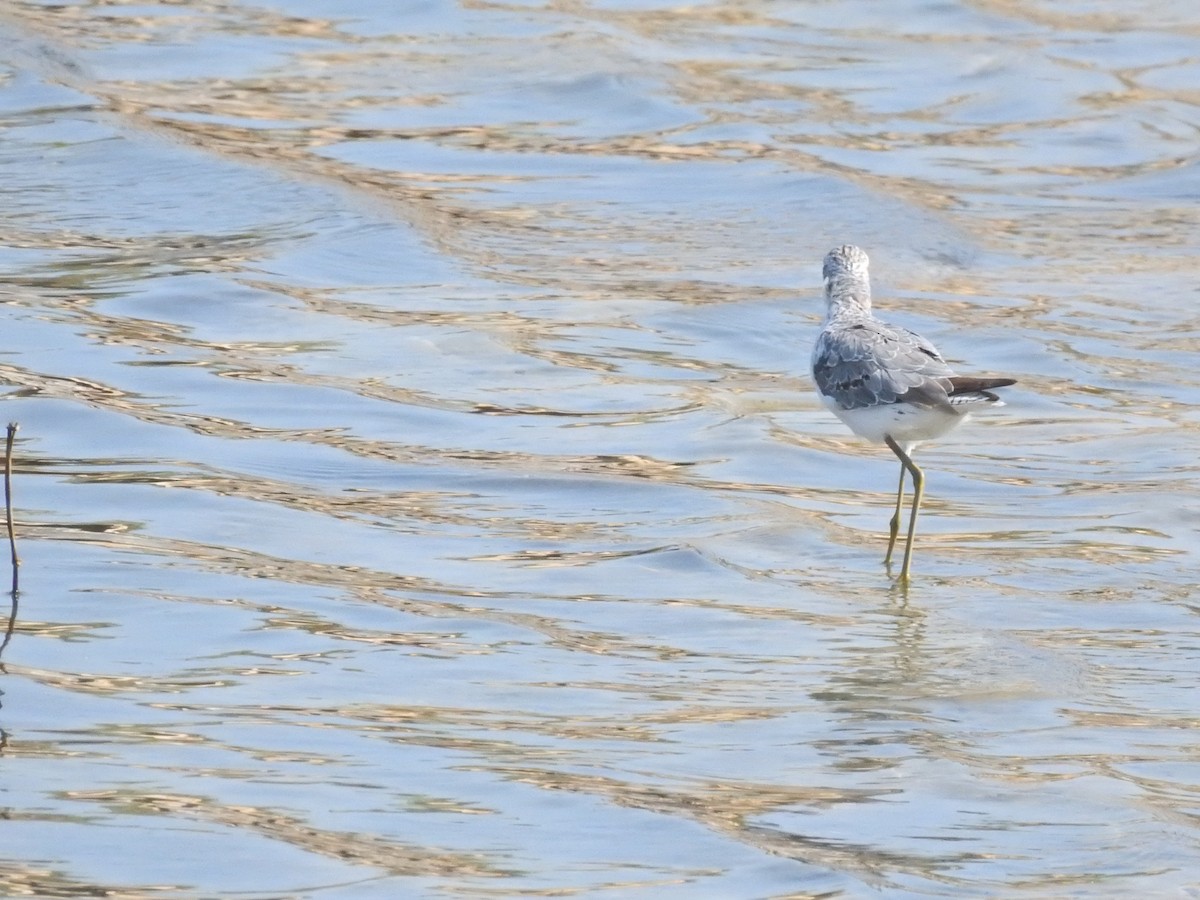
xmin=884 ymin=436 xmax=923 ymax=581
xmin=884 ymin=459 xmax=906 ymax=565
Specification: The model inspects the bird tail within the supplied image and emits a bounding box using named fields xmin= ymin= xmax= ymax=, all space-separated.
xmin=947 ymin=376 xmax=1016 ymax=406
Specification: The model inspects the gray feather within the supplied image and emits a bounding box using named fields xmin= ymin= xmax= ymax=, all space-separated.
xmin=812 ymin=319 xmax=955 ymax=411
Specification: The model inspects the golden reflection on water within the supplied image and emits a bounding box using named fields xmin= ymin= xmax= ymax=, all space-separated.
xmin=66 ymin=787 xmax=511 ymax=879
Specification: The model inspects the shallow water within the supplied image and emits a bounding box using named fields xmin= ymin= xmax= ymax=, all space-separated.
xmin=2 ymin=0 xmax=1200 ymax=896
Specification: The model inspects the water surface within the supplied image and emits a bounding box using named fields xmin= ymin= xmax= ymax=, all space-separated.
xmin=2 ymin=0 xmax=1200 ymax=896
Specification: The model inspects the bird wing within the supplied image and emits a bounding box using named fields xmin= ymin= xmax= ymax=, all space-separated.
xmin=812 ymin=319 xmax=956 ymax=411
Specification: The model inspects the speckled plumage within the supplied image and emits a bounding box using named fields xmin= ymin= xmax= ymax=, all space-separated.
xmin=811 ymin=244 xmax=1015 ymax=580
xmin=813 ymin=312 xmax=953 ymax=411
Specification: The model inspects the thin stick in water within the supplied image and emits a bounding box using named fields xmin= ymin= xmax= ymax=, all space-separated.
xmin=4 ymin=423 xmax=17 ymax=594
xmin=0 ymin=422 xmax=17 ymax=658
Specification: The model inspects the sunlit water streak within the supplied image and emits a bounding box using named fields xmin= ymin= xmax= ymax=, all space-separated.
xmin=1 ymin=0 xmax=1200 ymax=896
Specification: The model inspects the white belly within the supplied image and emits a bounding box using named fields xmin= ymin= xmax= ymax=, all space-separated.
xmin=821 ymin=395 xmax=966 ymax=446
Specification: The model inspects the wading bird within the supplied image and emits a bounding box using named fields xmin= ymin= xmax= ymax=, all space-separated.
xmin=812 ymin=245 xmax=1015 ymax=581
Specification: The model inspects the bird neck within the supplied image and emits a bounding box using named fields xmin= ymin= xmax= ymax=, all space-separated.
xmin=824 ymin=275 xmax=872 ymax=321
